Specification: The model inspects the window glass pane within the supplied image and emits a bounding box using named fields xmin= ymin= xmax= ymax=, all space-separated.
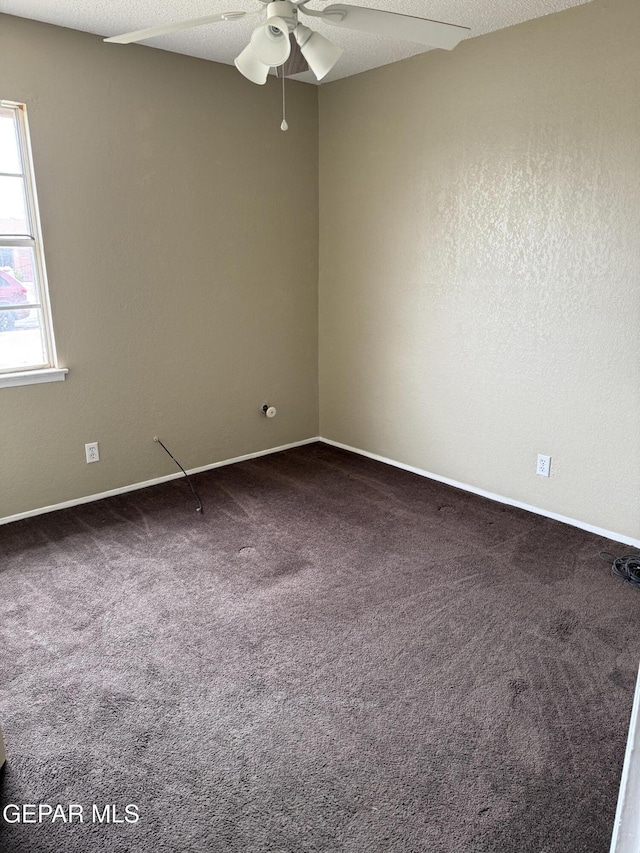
xmin=0 ymin=247 xmax=41 ymax=304
xmin=0 ymin=307 xmax=47 ymax=370
xmin=0 ymin=102 xmax=55 ymax=374
xmin=0 ymin=175 xmax=29 ymax=235
xmin=0 ymin=109 xmax=22 ymax=174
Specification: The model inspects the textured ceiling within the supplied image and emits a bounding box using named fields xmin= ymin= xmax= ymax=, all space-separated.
xmin=2 ymin=0 xmax=594 ymax=84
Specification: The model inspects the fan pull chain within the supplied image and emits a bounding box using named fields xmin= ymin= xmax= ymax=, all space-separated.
xmin=281 ymin=71 xmax=288 ymax=132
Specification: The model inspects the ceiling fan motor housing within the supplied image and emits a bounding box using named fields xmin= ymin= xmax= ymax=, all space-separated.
xmin=267 ymin=1 xmax=298 ymax=33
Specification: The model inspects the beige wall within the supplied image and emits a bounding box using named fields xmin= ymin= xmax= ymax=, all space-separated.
xmin=319 ymin=0 xmax=640 ymax=539
xmin=2 ymin=2 xmax=639 ymax=540
xmin=0 ymin=15 xmax=319 ymax=520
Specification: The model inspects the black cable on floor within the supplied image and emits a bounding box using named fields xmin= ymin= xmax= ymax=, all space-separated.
xmin=600 ymin=551 xmax=640 ymax=589
xmin=154 ymin=437 xmax=204 ymax=515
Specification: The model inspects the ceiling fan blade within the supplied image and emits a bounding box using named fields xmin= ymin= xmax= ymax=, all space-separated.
xmin=104 ymin=10 xmax=259 ymax=45
xmin=305 ymin=4 xmax=469 ymax=50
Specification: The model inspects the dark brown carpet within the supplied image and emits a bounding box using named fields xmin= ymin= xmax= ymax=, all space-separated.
xmin=0 ymin=442 xmax=638 ymax=852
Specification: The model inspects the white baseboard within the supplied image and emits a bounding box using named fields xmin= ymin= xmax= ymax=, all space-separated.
xmin=0 ymin=437 xmax=320 ymax=526
xmin=319 ymin=437 xmax=640 ymax=549
xmin=610 ymin=662 xmax=640 ymax=853
xmin=3 ymin=435 xmax=638 ymax=548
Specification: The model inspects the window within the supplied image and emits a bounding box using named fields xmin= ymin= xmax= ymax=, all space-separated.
xmin=0 ymin=101 xmax=65 ymax=387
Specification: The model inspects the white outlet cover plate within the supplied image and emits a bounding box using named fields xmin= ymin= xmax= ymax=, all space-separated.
xmin=537 ymin=454 xmax=551 ymax=477
xmin=85 ymin=442 xmax=100 ymax=463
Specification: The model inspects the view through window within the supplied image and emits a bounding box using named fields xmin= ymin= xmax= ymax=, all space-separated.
xmin=0 ymin=101 xmax=57 ymax=375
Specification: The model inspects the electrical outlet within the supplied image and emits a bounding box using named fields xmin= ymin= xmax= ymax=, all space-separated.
xmin=85 ymin=442 xmax=99 ymax=463
xmin=537 ymin=454 xmax=551 ymax=477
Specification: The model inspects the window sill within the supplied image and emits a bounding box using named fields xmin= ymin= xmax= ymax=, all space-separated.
xmin=0 ymin=367 xmax=68 ymax=388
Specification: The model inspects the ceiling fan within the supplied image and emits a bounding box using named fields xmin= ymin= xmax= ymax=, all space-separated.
xmin=104 ymin=1 xmax=470 ymax=85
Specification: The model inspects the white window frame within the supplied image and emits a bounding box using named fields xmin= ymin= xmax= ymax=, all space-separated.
xmin=0 ymin=100 xmax=66 ymax=387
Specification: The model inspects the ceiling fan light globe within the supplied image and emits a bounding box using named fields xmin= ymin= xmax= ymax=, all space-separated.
xmin=295 ymin=25 xmax=343 ymax=81
xmin=234 ymin=44 xmax=270 ymax=84
xmin=250 ymin=18 xmax=292 ymax=66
